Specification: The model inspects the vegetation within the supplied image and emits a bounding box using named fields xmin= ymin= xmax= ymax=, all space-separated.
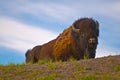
xmin=47 ymin=60 xmax=57 ymax=70
xmin=0 ymin=55 xmax=120 ymax=80
xmin=80 ymin=75 xmax=97 ymax=80
xmin=114 ymin=65 xmax=120 ymax=72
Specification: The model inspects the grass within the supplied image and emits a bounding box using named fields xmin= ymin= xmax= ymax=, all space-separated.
xmin=84 ymin=53 xmax=89 ymax=59
xmin=0 ymin=55 xmax=120 ymax=80
xmin=72 ymin=73 xmax=97 ymax=80
xmin=77 ymin=65 xmax=86 ymax=71
xmin=47 ymin=60 xmax=57 ymax=70
xmin=68 ymin=56 xmax=77 ymax=62
xmin=34 ymin=73 xmax=61 ymax=80
xmin=26 ymin=71 xmax=38 ymax=78
xmin=80 ymin=75 xmax=97 ymax=80
xmin=101 ymin=74 xmax=119 ymax=80
xmin=114 ymin=65 xmax=120 ymax=72
xmin=16 ymin=64 xmax=25 ymax=73
xmin=102 ymin=74 xmax=111 ymax=80
xmin=37 ymin=59 xmax=50 ymax=64
xmin=0 ymin=62 xmax=26 ymax=79
xmin=26 ymin=69 xmax=43 ymax=78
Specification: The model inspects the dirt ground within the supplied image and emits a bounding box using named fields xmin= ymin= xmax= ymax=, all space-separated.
xmin=0 ymin=55 xmax=120 ymax=80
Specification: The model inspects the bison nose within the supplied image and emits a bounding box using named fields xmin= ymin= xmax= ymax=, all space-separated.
xmin=88 ymin=38 xmax=96 ymax=44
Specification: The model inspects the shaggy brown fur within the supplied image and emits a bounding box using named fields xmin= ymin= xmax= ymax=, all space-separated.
xmin=26 ymin=39 xmax=56 ymax=63
xmin=26 ymin=18 xmax=99 ymax=63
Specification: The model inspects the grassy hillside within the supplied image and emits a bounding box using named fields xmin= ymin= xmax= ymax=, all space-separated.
xmin=0 ymin=55 xmax=120 ymax=80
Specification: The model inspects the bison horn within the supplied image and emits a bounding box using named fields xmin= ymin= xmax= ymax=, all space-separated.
xmin=72 ymin=25 xmax=80 ymax=33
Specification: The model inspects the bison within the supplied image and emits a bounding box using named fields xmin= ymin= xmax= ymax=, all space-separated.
xmin=25 ymin=18 xmax=99 ymax=63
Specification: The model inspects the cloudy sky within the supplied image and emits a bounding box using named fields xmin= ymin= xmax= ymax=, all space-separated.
xmin=0 ymin=0 xmax=120 ymax=65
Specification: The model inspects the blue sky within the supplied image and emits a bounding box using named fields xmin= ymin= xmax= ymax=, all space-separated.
xmin=0 ymin=0 xmax=120 ymax=65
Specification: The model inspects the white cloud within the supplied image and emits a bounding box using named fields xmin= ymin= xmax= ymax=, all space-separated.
xmin=1 ymin=1 xmax=76 ymax=21
xmin=1 ymin=0 xmax=120 ymax=22
xmin=0 ymin=0 xmax=120 ymax=57
xmin=0 ymin=16 xmax=57 ymax=53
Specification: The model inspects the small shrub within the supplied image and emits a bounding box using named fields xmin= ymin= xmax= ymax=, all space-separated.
xmin=102 ymin=74 xmax=111 ymax=80
xmin=102 ymin=73 xmax=120 ymax=80
xmin=5 ymin=63 xmax=16 ymax=71
xmin=77 ymin=66 xmax=85 ymax=71
xmin=86 ymin=60 xmax=91 ymax=64
xmin=0 ymin=64 xmax=4 ymax=70
xmin=93 ymin=70 xmax=99 ymax=75
xmin=0 ymin=64 xmax=3 ymax=66
xmin=35 ymin=73 xmax=59 ymax=80
xmin=16 ymin=64 xmax=24 ymax=73
xmin=26 ymin=69 xmax=43 ymax=79
xmin=80 ymin=75 xmax=97 ymax=80
xmin=7 ymin=63 xmax=15 ymax=67
xmin=58 ymin=60 xmax=63 ymax=64
xmin=47 ymin=61 xmax=57 ymax=70
xmin=27 ymin=61 xmax=34 ymax=64
xmin=26 ymin=71 xmax=37 ymax=78
xmin=68 ymin=56 xmax=76 ymax=62
xmin=37 ymin=59 xmax=49 ymax=64
xmin=84 ymin=53 xmax=89 ymax=59
xmin=21 ymin=62 xmax=26 ymax=65
xmin=76 ymin=64 xmax=90 ymax=72
xmin=114 ymin=65 xmax=120 ymax=72
xmin=73 ymin=74 xmax=97 ymax=80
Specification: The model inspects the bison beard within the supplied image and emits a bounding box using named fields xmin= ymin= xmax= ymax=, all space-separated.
xmin=25 ymin=18 xmax=99 ymax=63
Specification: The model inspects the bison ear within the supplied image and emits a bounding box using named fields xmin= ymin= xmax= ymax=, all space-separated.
xmin=95 ymin=20 xmax=99 ymax=30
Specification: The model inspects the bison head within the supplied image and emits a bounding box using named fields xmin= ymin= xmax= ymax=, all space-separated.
xmin=25 ymin=49 xmax=32 ymax=63
xmin=72 ymin=18 xmax=99 ymax=58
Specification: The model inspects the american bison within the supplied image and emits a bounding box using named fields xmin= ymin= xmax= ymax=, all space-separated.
xmin=26 ymin=18 xmax=99 ymax=63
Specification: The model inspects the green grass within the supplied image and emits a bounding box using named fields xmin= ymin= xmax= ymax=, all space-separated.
xmin=84 ymin=53 xmax=89 ymax=59
xmin=102 ymin=74 xmax=111 ymax=80
xmin=75 ymin=62 xmax=91 ymax=72
xmin=73 ymin=73 xmax=97 ymax=80
xmin=6 ymin=63 xmax=16 ymax=67
xmin=47 ymin=60 xmax=57 ymax=70
xmin=36 ymin=59 xmax=50 ymax=64
xmin=34 ymin=73 xmax=61 ymax=80
xmin=16 ymin=64 xmax=25 ymax=73
xmin=80 ymin=75 xmax=97 ymax=80
xmin=68 ymin=56 xmax=77 ymax=62
xmin=26 ymin=69 xmax=43 ymax=78
xmin=102 ymin=73 xmax=120 ymax=80
xmin=114 ymin=65 xmax=120 ymax=72
xmin=0 ymin=55 xmax=120 ymax=80
xmin=77 ymin=65 xmax=85 ymax=71
xmin=26 ymin=71 xmax=38 ymax=78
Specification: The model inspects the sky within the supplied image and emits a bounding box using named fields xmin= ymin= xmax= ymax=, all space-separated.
xmin=0 ymin=0 xmax=120 ymax=65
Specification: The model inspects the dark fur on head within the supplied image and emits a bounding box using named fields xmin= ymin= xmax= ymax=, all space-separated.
xmin=72 ymin=18 xmax=99 ymax=58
